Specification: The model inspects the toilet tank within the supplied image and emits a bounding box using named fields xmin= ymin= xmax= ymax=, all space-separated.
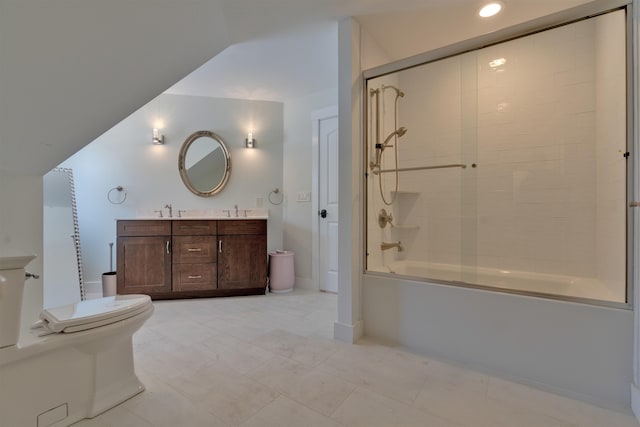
xmin=0 ymin=253 xmax=36 ymax=349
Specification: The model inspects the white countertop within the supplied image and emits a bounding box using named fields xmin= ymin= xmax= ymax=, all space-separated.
xmin=119 ymin=208 xmax=268 ymax=221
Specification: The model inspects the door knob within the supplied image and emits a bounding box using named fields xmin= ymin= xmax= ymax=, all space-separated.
xmin=319 ymin=209 xmax=327 ymax=218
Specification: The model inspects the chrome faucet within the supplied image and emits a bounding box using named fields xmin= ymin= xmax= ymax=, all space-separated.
xmin=164 ymin=204 xmax=173 ymax=218
xmin=234 ymin=204 xmax=239 ymax=218
xmin=381 ymin=241 xmax=403 ymax=252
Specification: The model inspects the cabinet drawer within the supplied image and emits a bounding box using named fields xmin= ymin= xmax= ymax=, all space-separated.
xmin=172 ymin=263 xmax=217 ymax=292
xmin=118 ymin=220 xmax=170 ymax=237
xmin=172 ymin=220 xmax=216 ymax=236
xmin=173 ymin=236 xmax=216 ymax=264
xmin=217 ymin=220 xmax=266 ymax=235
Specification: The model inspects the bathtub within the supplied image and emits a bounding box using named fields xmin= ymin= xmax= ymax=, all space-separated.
xmin=371 ymin=260 xmax=621 ymax=303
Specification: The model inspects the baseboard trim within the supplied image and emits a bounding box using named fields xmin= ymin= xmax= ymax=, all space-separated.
xmin=334 ymin=320 xmax=363 ymax=343
xmin=83 ymin=280 xmax=102 ymax=296
xmin=295 ymin=277 xmax=316 ymax=291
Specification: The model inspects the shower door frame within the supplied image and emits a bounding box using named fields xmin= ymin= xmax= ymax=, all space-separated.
xmin=362 ymin=0 xmax=636 ymax=309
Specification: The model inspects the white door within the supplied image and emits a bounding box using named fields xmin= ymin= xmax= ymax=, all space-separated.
xmin=316 ymin=111 xmax=339 ymax=293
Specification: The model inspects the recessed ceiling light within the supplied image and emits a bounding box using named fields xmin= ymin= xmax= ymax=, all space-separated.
xmin=489 ymin=58 xmax=506 ymax=68
xmin=479 ymin=2 xmax=503 ymax=18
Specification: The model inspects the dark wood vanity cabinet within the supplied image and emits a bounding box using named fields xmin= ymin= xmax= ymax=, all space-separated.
xmin=116 ymin=219 xmax=267 ymax=299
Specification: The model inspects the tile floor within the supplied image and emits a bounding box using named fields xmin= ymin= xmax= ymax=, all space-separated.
xmin=74 ymin=290 xmax=638 ymax=427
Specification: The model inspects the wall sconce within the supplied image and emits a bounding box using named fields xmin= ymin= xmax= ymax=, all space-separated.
xmin=152 ymin=128 xmax=164 ymax=145
xmin=246 ymin=132 xmax=255 ymax=148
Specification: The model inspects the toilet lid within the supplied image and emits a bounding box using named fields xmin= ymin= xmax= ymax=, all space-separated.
xmin=39 ymin=294 xmax=152 ymax=333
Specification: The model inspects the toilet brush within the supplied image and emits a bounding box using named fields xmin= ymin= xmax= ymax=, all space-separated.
xmin=109 ymin=242 xmax=114 ymax=272
xmin=101 ymin=242 xmax=117 ymax=297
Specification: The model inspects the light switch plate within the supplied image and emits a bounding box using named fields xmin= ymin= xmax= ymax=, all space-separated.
xmin=296 ymin=191 xmax=311 ymax=202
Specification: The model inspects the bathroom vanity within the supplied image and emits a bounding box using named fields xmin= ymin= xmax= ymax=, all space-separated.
xmin=116 ymin=218 xmax=267 ymax=299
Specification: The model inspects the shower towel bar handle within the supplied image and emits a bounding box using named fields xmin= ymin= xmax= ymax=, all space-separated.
xmin=372 ymin=163 xmax=467 ymax=175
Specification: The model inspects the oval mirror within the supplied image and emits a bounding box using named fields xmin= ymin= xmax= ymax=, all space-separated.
xmin=178 ymin=130 xmax=231 ymax=197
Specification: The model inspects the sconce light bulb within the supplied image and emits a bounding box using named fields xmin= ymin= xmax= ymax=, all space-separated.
xmin=246 ymin=132 xmax=255 ymax=148
xmin=152 ymin=128 xmax=164 ymax=145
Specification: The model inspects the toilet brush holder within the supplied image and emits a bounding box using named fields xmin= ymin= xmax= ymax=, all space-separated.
xmin=101 ymin=272 xmax=117 ymax=297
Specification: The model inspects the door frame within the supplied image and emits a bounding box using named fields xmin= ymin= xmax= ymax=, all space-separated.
xmin=311 ymin=105 xmax=338 ymax=290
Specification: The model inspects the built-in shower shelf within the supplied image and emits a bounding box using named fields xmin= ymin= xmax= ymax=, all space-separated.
xmin=391 ymin=224 xmax=420 ymax=231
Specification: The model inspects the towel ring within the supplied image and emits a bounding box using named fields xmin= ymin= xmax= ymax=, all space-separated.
xmin=107 ymin=186 xmax=127 ymax=205
xmin=268 ymin=188 xmax=283 ymax=205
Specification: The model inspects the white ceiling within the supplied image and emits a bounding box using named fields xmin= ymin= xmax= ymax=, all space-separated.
xmin=165 ymin=0 xmax=592 ymax=103
xmin=166 ymin=20 xmax=339 ymax=102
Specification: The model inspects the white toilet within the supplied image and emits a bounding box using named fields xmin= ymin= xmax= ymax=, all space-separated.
xmin=0 ymin=252 xmax=153 ymax=427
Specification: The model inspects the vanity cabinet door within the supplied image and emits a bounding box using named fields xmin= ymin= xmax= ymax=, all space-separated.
xmin=117 ymin=236 xmax=172 ymax=295
xmin=218 ymin=234 xmax=267 ymax=290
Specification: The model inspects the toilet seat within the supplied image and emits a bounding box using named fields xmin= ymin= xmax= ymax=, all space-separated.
xmin=39 ymin=294 xmax=152 ymax=334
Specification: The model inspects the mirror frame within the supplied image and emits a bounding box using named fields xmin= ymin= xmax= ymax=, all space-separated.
xmin=178 ymin=130 xmax=231 ymax=197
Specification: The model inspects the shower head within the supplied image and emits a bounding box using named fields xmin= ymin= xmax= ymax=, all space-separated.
xmin=383 ymin=127 xmax=407 ymax=146
xmin=383 ymin=84 xmax=405 ymax=98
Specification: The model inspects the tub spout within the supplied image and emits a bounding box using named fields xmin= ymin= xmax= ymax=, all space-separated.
xmin=381 ymin=241 xmax=403 ymax=252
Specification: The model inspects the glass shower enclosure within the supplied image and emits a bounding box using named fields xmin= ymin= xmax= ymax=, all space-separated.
xmin=364 ymin=6 xmax=629 ymax=306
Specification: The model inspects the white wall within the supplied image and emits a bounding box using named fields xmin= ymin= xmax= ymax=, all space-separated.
xmin=0 ymin=170 xmax=43 ymax=335
xmin=283 ymin=88 xmax=338 ymax=289
xmin=335 ymin=18 xmax=364 ymax=343
xmin=60 ymin=94 xmax=284 ymax=287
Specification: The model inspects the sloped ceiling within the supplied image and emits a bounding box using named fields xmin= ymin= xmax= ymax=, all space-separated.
xmin=0 ymin=0 xmax=593 ymax=176
xmin=0 ymin=0 xmax=232 ymax=175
